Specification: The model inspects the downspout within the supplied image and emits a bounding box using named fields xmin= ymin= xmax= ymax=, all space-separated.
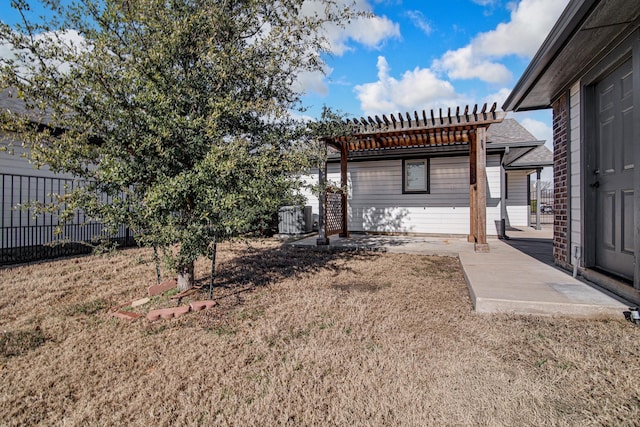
xmin=572 ymin=245 xmax=582 ymax=278
xmin=499 ymin=148 xmax=509 ymax=239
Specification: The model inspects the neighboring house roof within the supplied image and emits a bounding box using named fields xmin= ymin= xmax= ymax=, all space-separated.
xmin=490 ymin=119 xmax=552 ymax=169
xmin=503 ymin=0 xmax=640 ymax=111
xmin=503 ymin=145 xmax=553 ymax=170
xmin=486 ymin=118 xmax=540 ymax=146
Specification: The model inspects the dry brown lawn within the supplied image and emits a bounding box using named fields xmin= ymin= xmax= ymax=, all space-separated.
xmin=0 ymin=240 xmax=639 ymax=426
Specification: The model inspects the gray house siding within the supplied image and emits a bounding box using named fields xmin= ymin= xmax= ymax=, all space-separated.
xmin=300 ymin=153 xmax=532 ymax=236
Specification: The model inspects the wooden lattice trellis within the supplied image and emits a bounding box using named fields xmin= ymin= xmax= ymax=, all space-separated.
xmin=325 ymin=190 xmax=343 ymax=236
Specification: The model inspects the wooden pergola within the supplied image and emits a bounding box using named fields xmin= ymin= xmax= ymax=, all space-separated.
xmin=320 ymin=103 xmax=506 ymax=252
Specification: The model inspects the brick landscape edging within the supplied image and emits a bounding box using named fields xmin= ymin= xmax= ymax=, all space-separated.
xmin=108 ymin=278 xmax=217 ymax=321
xmin=147 ymin=305 xmax=191 ymax=321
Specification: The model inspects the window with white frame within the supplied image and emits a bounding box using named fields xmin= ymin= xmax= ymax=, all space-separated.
xmin=403 ymin=159 xmax=429 ymax=193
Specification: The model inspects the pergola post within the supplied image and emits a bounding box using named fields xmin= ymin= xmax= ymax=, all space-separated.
xmin=474 ymin=127 xmax=489 ymax=252
xmin=469 ymin=134 xmax=477 ymax=243
xmin=316 ymin=139 xmax=329 ymax=246
xmin=339 ymin=142 xmax=349 ymax=237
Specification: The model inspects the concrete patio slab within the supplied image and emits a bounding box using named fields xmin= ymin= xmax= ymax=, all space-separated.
xmin=459 ymin=242 xmax=626 ymax=318
xmin=289 ymin=230 xmax=628 ymax=319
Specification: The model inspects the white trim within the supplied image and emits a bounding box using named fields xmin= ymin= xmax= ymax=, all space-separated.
xmin=570 ymin=81 xmax=581 ymax=266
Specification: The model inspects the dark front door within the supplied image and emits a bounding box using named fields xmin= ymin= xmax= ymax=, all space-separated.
xmin=594 ymin=58 xmax=635 ymax=280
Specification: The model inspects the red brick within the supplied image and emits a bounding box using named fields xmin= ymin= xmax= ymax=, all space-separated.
xmin=146 ymin=305 xmax=190 ymax=321
xmin=552 ymin=93 xmax=570 ymax=265
xmin=190 ymin=300 xmax=217 ymax=312
xmin=148 ymin=278 xmax=177 ymax=297
xmin=112 ymin=311 xmax=143 ymax=321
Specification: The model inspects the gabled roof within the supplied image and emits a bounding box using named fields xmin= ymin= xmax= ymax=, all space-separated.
xmin=489 ymin=118 xmax=552 ymax=169
xmin=503 ymin=0 xmax=640 ymax=111
xmin=486 ymin=118 xmax=539 ymax=145
xmin=503 ymin=144 xmax=553 ymax=170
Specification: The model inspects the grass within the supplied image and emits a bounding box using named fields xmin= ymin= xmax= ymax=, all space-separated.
xmin=0 ymin=240 xmax=639 ymax=425
xmin=0 ymin=327 xmax=47 ymax=359
xmin=64 ymin=298 xmax=108 ymax=316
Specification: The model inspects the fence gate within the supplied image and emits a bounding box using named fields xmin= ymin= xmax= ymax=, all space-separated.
xmin=529 ymin=184 xmax=554 ymax=226
xmin=325 ymin=189 xmax=343 ymax=236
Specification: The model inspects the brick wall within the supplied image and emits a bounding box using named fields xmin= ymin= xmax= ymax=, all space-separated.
xmin=552 ymin=93 xmax=570 ymax=269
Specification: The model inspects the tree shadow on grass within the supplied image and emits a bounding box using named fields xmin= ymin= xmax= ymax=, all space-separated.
xmin=193 ymin=243 xmax=381 ymax=304
xmin=218 ymin=244 xmax=378 ymax=288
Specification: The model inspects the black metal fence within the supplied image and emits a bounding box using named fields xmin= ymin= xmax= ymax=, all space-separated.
xmin=1 ymin=173 xmax=135 ymax=266
xmin=530 ymin=187 xmax=554 ymax=225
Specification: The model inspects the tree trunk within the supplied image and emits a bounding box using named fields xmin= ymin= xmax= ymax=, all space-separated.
xmin=177 ymin=261 xmax=195 ymax=291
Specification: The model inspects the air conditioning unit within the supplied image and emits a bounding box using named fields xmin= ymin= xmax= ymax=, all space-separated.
xmin=278 ymin=206 xmax=313 ymax=234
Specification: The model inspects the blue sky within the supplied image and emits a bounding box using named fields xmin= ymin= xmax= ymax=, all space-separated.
xmin=1 ymin=0 xmax=569 ymax=180
xmin=296 ymin=0 xmax=571 ymax=181
xmin=298 ymin=0 xmax=569 ymax=161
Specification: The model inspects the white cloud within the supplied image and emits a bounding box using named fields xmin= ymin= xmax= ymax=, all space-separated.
xmin=406 ymin=10 xmax=432 ymax=35
xmin=474 ymin=0 xmax=567 ymax=57
xmin=433 ymin=0 xmax=569 ymax=84
xmin=338 ymin=14 xmax=400 ymax=52
xmin=483 ymin=88 xmax=512 ymax=109
xmin=0 ymin=29 xmax=87 ymax=74
xmin=291 ymin=0 xmax=400 ymax=95
xmin=321 ymin=17 xmax=400 ymax=56
xmin=354 ymin=56 xmax=465 ymax=116
xmin=472 ymin=0 xmax=500 ymax=6
xmin=39 ymin=29 xmax=85 ymax=48
xmin=520 ymin=116 xmax=553 ymax=149
xmin=435 ymin=46 xmax=512 ymax=84
xmin=292 ymin=68 xmax=333 ymax=96
xmin=0 ymin=42 xmax=17 ymax=61
xmin=302 ymin=0 xmax=400 ymax=56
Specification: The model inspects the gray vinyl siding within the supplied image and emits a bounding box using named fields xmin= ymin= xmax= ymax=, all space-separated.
xmin=298 ymin=174 xmax=321 ymax=221
xmin=570 ymin=81 xmax=581 ymax=265
xmin=505 ymin=170 xmax=530 ymax=227
xmin=300 ymin=154 xmax=506 ymax=235
xmin=1 ymin=133 xmax=74 ymax=179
